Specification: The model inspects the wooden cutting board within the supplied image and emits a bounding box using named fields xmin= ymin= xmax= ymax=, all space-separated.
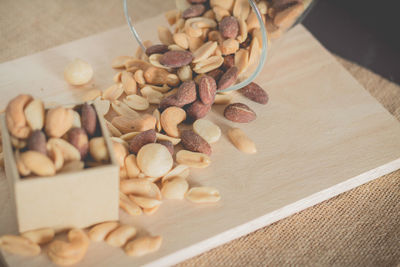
xmin=1 ymin=15 xmax=400 ymax=267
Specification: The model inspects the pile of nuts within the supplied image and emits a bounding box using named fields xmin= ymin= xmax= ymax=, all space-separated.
xmin=0 ymin=0 xmax=310 ymax=265
xmin=4 ymin=95 xmax=110 ymax=177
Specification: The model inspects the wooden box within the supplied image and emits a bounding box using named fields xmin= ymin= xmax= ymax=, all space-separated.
xmin=0 ymin=103 xmax=119 ymax=233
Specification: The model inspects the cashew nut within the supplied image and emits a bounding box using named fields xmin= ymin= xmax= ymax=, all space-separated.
xmin=160 ymin=107 xmax=186 ymax=138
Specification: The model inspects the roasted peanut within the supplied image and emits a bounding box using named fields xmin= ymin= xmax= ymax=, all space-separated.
xmin=120 ymin=179 xmax=161 ymax=200
xmin=20 ymin=151 xmax=56 ymax=176
xmin=89 ymin=137 xmax=109 ymax=163
xmin=176 ymin=150 xmax=211 ymax=168
xmin=227 ymin=127 xmax=257 ymax=154
xmin=119 ymin=192 xmax=142 ymax=216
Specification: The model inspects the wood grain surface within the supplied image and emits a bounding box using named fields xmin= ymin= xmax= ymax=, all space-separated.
xmin=0 ymin=15 xmax=400 ymax=267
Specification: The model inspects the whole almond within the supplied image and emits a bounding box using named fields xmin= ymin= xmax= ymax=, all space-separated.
xmin=198 ymin=75 xmax=217 ymax=105
xmin=222 ymin=54 xmax=235 ymax=71
xmin=81 ymin=103 xmax=97 ymax=136
xmin=156 ymin=140 xmax=174 ymax=155
xmin=68 ymin=128 xmax=89 ymax=159
xmin=206 ymin=69 xmax=224 ymax=82
xmin=183 ymin=4 xmax=206 ymax=19
xmin=219 ymin=16 xmax=239 ymax=39
xmin=145 ymin=44 xmax=169 ymax=56
xmin=45 ymin=107 xmax=73 ymax=138
xmin=239 ymin=82 xmax=269 ymax=104
xmin=129 ymin=129 xmax=157 ymax=154
xmin=159 ymin=51 xmax=194 ymax=68
xmin=27 ymin=130 xmax=47 ymax=155
xmin=176 ymin=81 xmax=197 ymax=105
xmin=186 ymin=100 xmax=212 ymax=121
xmin=224 ymin=103 xmax=256 ymax=123
xmin=181 ymin=130 xmax=212 ymax=155
xmin=218 ymin=66 xmax=238 ymax=90
xmin=159 ymin=94 xmax=185 ymax=111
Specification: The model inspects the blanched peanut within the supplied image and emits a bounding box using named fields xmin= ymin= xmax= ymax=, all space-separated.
xmin=0 ymin=235 xmax=41 ymax=256
xmin=48 ymin=138 xmax=81 ymax=163
xmin=102 ymin=84 xmax=124 ymax=101
xmin=161 ymin=177 xmax=189 ymax=200
xmin=176 ymin=150 xmax=211 ymax=168
xmin=124 ymin=236 xmax=162 ymax=257
xmin=173 ymin=32 xmax=189 ymax=49
xmin=185 ymin=187 xmax=221 ymax=203
xmin=88 ymin=221 xmax=120 ymax=242
xmin=125 ymin=154 xmax=141 ymax=179
xmin=89 ymin=137 xmax=109 ymax=163
xmin=227 ymin=127 xmax=257 ymax=154
xmin=161 ymin=164 xmax=190 ymax=184
xmin=20 ymin=151 xmax=56 ymax=176
xmin=120 ymin=179 xmax=161 ymax=200
xmin=193 ymin=119 xmax=221 ymax=144
xmin=105 ymin=225 xmax=137 ymax=247
xmin=119 ymin=192 xmax=142 ymax=216
xmin=123 ymin=95 xmax=149 ymax=111
xmin=47 ymin=229 xmax=89 ymax=266
xmin=21 ymin=228 xmax=55 ymax=245
xmin=158 ymin=26 xmax=174 ymax=45
xmin=24 ymin=99 xmax=45 ymax=130
xmin=129 ymin=196 xmax=162 ymax=209
xmin=221 ymin=39 xmax=239 ymax=55
xmin=193 ymin=41 xmax=218 ymax=63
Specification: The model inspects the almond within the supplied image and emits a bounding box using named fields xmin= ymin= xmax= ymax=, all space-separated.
xmin=219 ymin=16 xmax=239 ymax=39
xmin=186 ymin=100 xmax=212 ymax=121
xmin=159 ymin=51 xmax=194 ymax=68
xmin=183 ymin=4 xmax=206 ymax=19
xmin=27 ymin=130 xmax=47 ymax=155
xmin=181 ymin=130 xmax=212 ymax=155
xmin=129 ymin=129 xmax=157 ymax=154
xmin=81 ymin=103 xmax=98 ymax=136
xmin=239 ymin=82 xmax=269 ymax=104
xmin=176 ymin=81 xmax=197 ymax=105
xmin=224 ymin=102 xmax=256 ymax=123
xmin=198 ymin=75 xmax=217 ymax=105
xmin=218 ymin=66 xmax=238 ymax=90
xmin=145 ymin=44 xmax=169 ymax=56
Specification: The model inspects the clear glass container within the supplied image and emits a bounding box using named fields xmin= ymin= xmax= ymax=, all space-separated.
xmin=123 ymin=0 xmax=316 ymax=92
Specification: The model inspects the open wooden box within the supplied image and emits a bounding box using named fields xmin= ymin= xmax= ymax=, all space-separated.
xmin=0 ymin=102 xmax=119 ymax=233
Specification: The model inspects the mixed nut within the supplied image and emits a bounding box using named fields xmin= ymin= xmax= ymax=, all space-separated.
xmin=0 ymin=0 xmax=312 ymax=264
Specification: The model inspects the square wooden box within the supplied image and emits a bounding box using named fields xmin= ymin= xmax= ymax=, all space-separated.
xmin=1 ymin=103 xmax=119 ymax=233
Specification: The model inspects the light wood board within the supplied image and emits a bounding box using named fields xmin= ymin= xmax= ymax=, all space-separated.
xmin=1 ymin=15 xmax=400 ymax=267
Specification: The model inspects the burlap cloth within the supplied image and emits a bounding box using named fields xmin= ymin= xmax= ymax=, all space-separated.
xmin=1 ymin=1 xmax=399 ymax=266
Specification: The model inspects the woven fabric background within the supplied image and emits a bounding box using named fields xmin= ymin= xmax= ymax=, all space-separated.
xmin=1 ymin=0 xmax=399 ymax=266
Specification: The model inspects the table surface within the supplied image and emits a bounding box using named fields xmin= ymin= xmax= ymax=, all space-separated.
xmin=0 ymin=1 xmax=399 ymax=266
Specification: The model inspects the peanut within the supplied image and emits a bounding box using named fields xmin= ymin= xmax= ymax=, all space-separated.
xmin=121 ymin=71 xmax=137 ymax=95
xmin=162 ymin=164 xmax=190 ymax=184
xmin=0 ymin=235 xmax=41 ymax=256
xmin=112 ymin=114 xmax=156 ymax=134
xmin=161 ymin=177 xmax=189 ymax=200
xmin=193 ymin=119 xmax=221 ymax=144
xmin=105 ymin=225 xmax=137 ymax=247
xmin=186 ymin=187 xmax=221 ymax=203
xmin=64 ymin=59 xmax=93 ymax=86
xmin=158 ymin=26 xmax=174 ymax=46
xmin=48 ymin=138 xmax=81 ymax=162
xmin=124 ymin=236 xmax=162 ymax=257
xmin=227 ymin=127 xmax=257 ymax=154
xmin=140 ymin=86 xmax=164 ymax=105
xmin=20 ymin=151 xmax=56 ymax=176
xmin=129 ymin=196 xmax=162 ymax=209
xmin=111 ymin=100 xmax=140 ymax=119
xmin=119 ymin=192 xmax=142 ymax=216
xmin=123 ymin=95 xmax=150 ymax=111
xmin=102 ymin=83 xmax=124 ymax=101
xmin=125 ymin=154 xmax=141 ymax=179
xmin=89 ymin=137 xmax=109 ymax=163
xmin=88 ymin=221 xmax=120 ymax=242
xmin=24 ymin=99 xmax=45 ymax=130
xmin=21 ymin=228 xmax=55 ymax=245
xmin=176 ymin=150 xmax=211 ymax=168
xmin=120 ymin=179 xmax=161 ymax=200
xmin=112 ymin=140 xmax=128 ymax=168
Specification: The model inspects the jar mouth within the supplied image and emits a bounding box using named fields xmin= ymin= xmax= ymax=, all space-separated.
xmin=123 ymin=0 xmax=268 ymax=92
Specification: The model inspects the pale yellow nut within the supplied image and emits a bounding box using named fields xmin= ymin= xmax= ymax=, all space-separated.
xmin=134 ymin=69 xmax=145 ymax=85
xmin=193 ymin=55 xmax=224 ymax=74
xmin=105 ymin=120 xmax=122 ymax=137
xmin=48 ymin=138 xmax=81 ymax=162
xmin=221 ymin=39 xmax=239 ymax=55
xmin=20 ymin=151 xmax=56 ymax=176
xmin=112 ymin=140 xmax=128 ymax=168
xmin=257 ymin=0 xmax=268 ymax=15
xmin=214 ymin=94 xmax=232 ymax=105
xmin=165 ymin=9 xmax=181 ymax=25
xmin=247 ymin=37 xmax=261 ymax=72
xmin=227 ymin=127 xmax=257 ymax=154
xmin=112 ymin=56 xmax=134 ymax=69
xmin=125 ymin=154 xmax=141 ymax=178
xmin=15 ymin=150 xmax=31 ymax=176
xmin=129 ymin=195 xmax=162 ymax=209
xmin=119 ymin=192 xmax=142 ymax=216
xmin=233 ymin=0 xmax=250 ymax=21
xmin=64 ymin=59 xmax=93 ymax=86
xmin=193 ymin=41 xmax=218 ymax=63
xmin=21 ymin=228 xmax=55 ymax=245
xmin=106 ymin=225 xmax=137 ymax=247
xmin=141 ymin=86 xmax=164 ymax=105
xmin=111 ymin=100 xmax=140 ymax=119
xmin=168 ymin=44 xmax=186 ymax=51
xmin=45 ymin=107 xmax=73 ymax=138
xmin=153 ymin=109 xmax=162 ymax=132
xmin=274 ymin=2 xmax=304 ymax=30
xmin=120 ymin=132 xmax=141 ymax=141
xmin=0 ymin=235 xmax=41 ymax=256
xmin=137 ymin=143 xmax=173 ymax=178
xmin=11 ymin=136 xmax=27 ymax=149
xmin=203 ymin=9 xmax=216 ymax=20
xmin=124 ymin=236 xmax=162 ymax=257
xmin=112 ymin=114 xmax=156 ymax=134
xmin=176 ymin=150 xmax=211 ymax=168
xmin=93 ymin=97 xmax=110 ymax=116
xmin=135 ymin=40 xmax=152 ymax=61
xmin=71 ymin=110 xmax=81 ymax=128
xmin=177 ymin=65 xmax=193 ymax=82
xmin=102 ymin=83 xmax=124 ymax=101
xmin=173 ymin=32 xmax=189 ymax=49
xmin=88 ymin=221 xmax=120 ymax=242
xmin=158 ymin=26 xmax=174 ymax=46
xmin=237 ymin=18 xmax=248 ymax=43
xmin=143 ymin=205 xmax=160 ymax=215
xmin=160 ymin=107 xmax=186 ymax=138
xmin=213 ymin=6 xmax=230 ymax=21
xmin=6 ymin=94 xmax=33 ymax=139
xmin=185 ymin=187 xmax=221 ymax=203
xmin=125 ymin=58 xmax=152 ymax=73
xmin=47 ymin=228 xmax=89 ymax=266
xmin=163 ymin=88 xmax=178 ymax=98
xmin=156 ymin=133 xmax=181 ymax=145
xmin=161 ymin=164 xmax=190 ymax=184
xmin=121 ymin=71 xmax=137 ymax=95
xmin=123 ymin=94 xmax=150 ymax=111
xmin=82 ymin=89 xmax=102 ymax=101
xmin=161 ymin=177 xmax=189 ymax=200
xmin=89 ymin=137 xmax=109 ymax=163
xmin=120 ymin=179 xmax=161 ymax=200
xmin=246 ymin=11 xmax=260 ymax=32
xmin=188 ymin=36 xmax=204 ymax=52
xmin=234 ymin=48 xmax=249 ymax=75
xmin=149 ymin=54 xmax=172 ymax=70
xmin=210 ymin=0 xmax=234 ymax=11
xmin=193 ymin=119 xmax=221 ymax=144
xmin=24 ymin=99 xmax=44 ymax=130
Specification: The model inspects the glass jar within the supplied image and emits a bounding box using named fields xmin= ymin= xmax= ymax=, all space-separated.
xmin=123 ymin=0 xmax=316 ymax=92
